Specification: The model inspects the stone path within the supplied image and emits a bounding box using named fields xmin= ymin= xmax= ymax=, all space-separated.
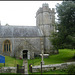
xmin=23 ymin=59 xmax=28 ymax=74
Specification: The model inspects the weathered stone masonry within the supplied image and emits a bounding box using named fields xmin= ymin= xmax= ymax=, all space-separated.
xmin=0 ymin=3 xmax=55 ymax=59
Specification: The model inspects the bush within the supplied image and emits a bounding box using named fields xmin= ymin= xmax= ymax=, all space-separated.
xmin=66 ymin=65 xmax=75 ymax=74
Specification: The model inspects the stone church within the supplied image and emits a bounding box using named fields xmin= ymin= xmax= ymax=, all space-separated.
xmin=0 ymin=3 xmax=55 ymax=59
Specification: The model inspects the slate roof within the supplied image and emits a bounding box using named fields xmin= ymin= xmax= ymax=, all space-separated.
xmin=0 ymin=26 xmax=43 ymax=38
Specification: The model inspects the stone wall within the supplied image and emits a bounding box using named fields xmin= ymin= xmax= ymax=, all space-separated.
xmin=32 ymin=62 xmax=75 ymax=73
xmin=13 ymin=37 xmax=41 ymax=59
xmin=0 ymin=37 xmax=42 ymax=59
xmin=36 ymin=3 xmax=55 ymax=53
xmin=0 ymin=67 xmax=16 ymax=73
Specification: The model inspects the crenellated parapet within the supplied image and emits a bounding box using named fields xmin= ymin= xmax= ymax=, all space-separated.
xmin=36 ymin=3 xmax=56 ymax=53
xmin=36 ymin=3 xmax=55 ymax=26
xmin=36 ymin=3 xmax=55 ymax=16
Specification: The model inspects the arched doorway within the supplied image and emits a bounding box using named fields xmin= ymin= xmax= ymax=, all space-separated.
xmin=23 ymin=50 xmax=28 ymax=59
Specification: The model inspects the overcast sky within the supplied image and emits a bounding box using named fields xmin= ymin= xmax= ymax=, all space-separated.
xmin=0 ymin=1 xmax=62 ymax=26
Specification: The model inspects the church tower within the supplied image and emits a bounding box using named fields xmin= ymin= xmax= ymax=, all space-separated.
xmin=36 ymin=3 xmax=55 ymax=53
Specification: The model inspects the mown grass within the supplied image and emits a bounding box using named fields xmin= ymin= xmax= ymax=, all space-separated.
xmin=44 ymin=49 xmax=75 ymax=65
xmin=28 ymin=49 xmax=75 ymax=66
xmin=0 ymin=56 xmax=23 ymax=67
xmin=28 ymin=49 xmax=75 ymax=74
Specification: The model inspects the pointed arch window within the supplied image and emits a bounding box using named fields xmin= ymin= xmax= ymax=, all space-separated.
xmin=3 ymin=40 xmax=11 ymax=52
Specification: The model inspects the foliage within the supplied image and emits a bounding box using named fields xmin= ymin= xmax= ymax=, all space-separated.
xmin=66 ymin=64 xmax=75 ymax=74
xmin=50 ymin=1 xmax=75 ymax=49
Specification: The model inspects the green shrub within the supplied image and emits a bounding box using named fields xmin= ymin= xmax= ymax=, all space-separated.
xmin=66 ymin=65 xmax=75 ymax=74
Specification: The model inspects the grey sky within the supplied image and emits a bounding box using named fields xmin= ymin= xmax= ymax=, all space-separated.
xmin=0 ymin=1 xmax=62 ymax=26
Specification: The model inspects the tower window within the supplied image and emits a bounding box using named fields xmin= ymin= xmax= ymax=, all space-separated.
xmin=3 ymin=40 xmax=11 ymax=52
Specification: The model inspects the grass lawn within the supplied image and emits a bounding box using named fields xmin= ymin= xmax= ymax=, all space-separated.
xmin=28 ymin=49 xmax=75 ymax=74
xmin=28 ymin=49 xmax=75 ymax=66
xmin=0 ymin=56 xmax=23 ymax=67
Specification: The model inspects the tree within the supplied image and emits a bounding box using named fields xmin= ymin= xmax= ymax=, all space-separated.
xmin=50 ymin=1 xmax=75 ymax=49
